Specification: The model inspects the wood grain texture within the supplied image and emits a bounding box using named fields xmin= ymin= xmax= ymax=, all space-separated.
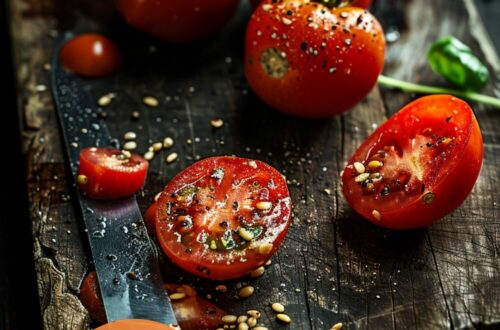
xmin=9 ymin=0 xmax=500 ymax=329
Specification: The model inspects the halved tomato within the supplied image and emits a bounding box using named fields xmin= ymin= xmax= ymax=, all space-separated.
xmin=156 ymin=156 xmax=291 ymax=280
xmin=342 ymin=95 xmax=483 ymax=229
xmin=77 ymin=148 xmax=148 ymax=200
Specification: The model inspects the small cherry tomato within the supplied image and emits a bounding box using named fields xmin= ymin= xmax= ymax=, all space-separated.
xmin=244 ymin=0 xmax=385 ymax=118
xmin=156 ymin=156 xmax=292 ymax=280
xmin=59 ymin=34 xmax=122 ymax=77
xmin=342 ymin=95 xmax=483 ymax=229
xmin=80 ymin=272 xmax=225 ymax=329
xmin=77 ymin=148 xmax=148 ymax=200
xmin=116 ymin=0 xmax=240 ymax=43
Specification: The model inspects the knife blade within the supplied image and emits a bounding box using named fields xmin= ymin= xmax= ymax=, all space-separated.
xmin=51 ymin=32 xmax=177 ymax=326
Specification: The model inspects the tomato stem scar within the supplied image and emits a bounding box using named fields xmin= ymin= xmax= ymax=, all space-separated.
xmin=377 ymin=75 xmax=500 ymax=108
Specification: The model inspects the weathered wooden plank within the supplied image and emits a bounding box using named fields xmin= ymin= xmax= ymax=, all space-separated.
xmin=9 ymin=0 xmax=500 ymax=329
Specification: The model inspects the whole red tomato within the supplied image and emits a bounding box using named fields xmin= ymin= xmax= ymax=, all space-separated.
xmin=59 ymin=34 xmax=122 ymax=78
xmin=342 ymin=95 xmax=483 ymax=229
xmin=251 ymin=0 xmax=372 ymax=9
xmin=244 ymin=0 xmax=385 ymax=118
xmin=116 ymin=0 xmax=240 ymax=43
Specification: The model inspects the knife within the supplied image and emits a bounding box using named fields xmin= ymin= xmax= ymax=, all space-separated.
xmin=51 ymin=32 xmax=177 ymax=326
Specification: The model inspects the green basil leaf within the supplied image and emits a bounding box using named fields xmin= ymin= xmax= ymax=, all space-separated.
xmin=427 ymin=36 xmax=489 ymax=91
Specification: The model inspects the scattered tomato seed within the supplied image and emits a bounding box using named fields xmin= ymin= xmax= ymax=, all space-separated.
xmin=276 ymin=313 xmax=291 ymax=324
xmin=250 ymin=266 xmax=265 ymax=278
xmin=372 ymin=209 xmax=382 ymax=221
xmin=271 ymin=303 xmax=285 ymax=313
xmin=222 ymin=315 xmax=238 ymax=324
xmin=354 ymin=173 xmax=370 ymax=183
xmin=124 ymin=131 xmax=136 ymax=140
xmin=247 ymin=310 xmax=261 ymax=319
xmin=152 ymin=142 xmax=162 ymax=152
xmin=143 ymin=96 xmax=159 ymax=107
xmin=368 ymin=160 xmax=383 ymax=169
xmin=239 ymin=227 xmax=255 ymax=241
xmin=144 ymin=151 xmax=154 ymax=161
xmin=163 ymin=137 xmax=174 ymax=148
xmin=331 ymin=322 xmax=343 ymax=330
xmin=97 ymin=93 xmax=115 ymax=107
xmin=255 ymin=201 xmax=272 ymax=210
xmin=238 ymin=323 xmax=249 ymax=330
xmin=247 ymin=317 xmax=258 ymax=327
xmin=123 ymin=141 xmax=137 ymax=151
xmin=165 ymin=152 xmax=178 ymax=163
xmin=237 ymin=315 xmax=248 ymax=323
xmin=238 ymin=286 xmax=255 ymax=298
xmin=216 ymin=285 xmax=228 ymax=293
xmin=211 ymin=118 xmax=224 ymax=128
xmin=258 ymin=243 xmax=274 ymax=255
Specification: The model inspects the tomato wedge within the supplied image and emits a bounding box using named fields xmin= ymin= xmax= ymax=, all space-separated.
xmin=156 ymin=156 xmax=291 ymax=280
xmin=78 ymin=148 xmax=148 ymax=200
xmin=342 ymin=95 xmax=483 ymax=229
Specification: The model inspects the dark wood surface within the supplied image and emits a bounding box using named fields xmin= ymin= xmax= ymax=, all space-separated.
xmin=5 ymin=0 xmax=500 ymax=329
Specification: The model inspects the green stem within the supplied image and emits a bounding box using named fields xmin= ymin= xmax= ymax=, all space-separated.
xmin=377 ymin=75 xmax=500 ymax=108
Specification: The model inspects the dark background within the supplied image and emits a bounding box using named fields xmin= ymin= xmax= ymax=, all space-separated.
xmin=0 ymin=1 xmax=499 ymax=329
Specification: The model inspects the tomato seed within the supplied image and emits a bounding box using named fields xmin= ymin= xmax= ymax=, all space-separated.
xmin=238 ymin=323 xmax=249 ymax=330
xmin=131 ymin=111 xmax=140 ymax=119
xmin=258 ymin=243 xmax=274 ymax=255
xmin=271 ymin=303 xmax=285 ymax=313
xmin=253 ymin=327 xmax=268 ymax=330
xmin=152 ymin=142 xmax=162 ymax=152
xmin=262 ymin=4 xmax=272 ymax=11
xmin=256 ymin=201 xmax=272 ymax=210
xmin=222 ymin=315 xmax=238 ymax=324
xmin=354 ymin=173 xmax=369 ymax=183
xmin=423 ymin=192 xmax=436 ymax=204
xmin=247 ymin=317 xmax=258 ymax=327
xmin=331 ymin=323 xmax=343 ymax=330
xmin=239 ymin=228 xmax=255 ymax=241
xmin=368 ymin=160 xmax=383 ymax=169
xmin=124 ymin=131 xmax=136 ymax=140
xmin=353 ymin=162 xmax=365 ymax=174
xmin=265 ymin=259 xmax=272 ymax=266
xmin=143 ymin=96 xmax=159 ymax=107
xmin=238 ymin=286 xmax=255 ymax=298
xmin=169 ymin=292 xmax=186 ymax=301
xmin=97 ymin=93 xmax=115 ymax=107
xmin=237 ymin=315 xmax=248 ymax=323
xmin=163 ymin=137 xmax=174 ymax=148
xmin=144 ymin=151 xmax=154 ymax=161
xmin=77 ymin=174 xmax=88 ymax=185
xmin=246 ymin=310 xmax=261 ymax=319
xmin=211 ymin=118 xmax=224 ymax=128
xmin=250 ymin=266 xmax=265 ymax=278
xmin=166 ymin=152 xmax=178 ymax=163
xmin=282 ymin=17 xmax=292 ymax=25
xmin=123 ymin=141 xmax=137 ymax=151
xmin=276 ymin=313 xmax=291 ymax=324
xmin=216 ymin=285 xmax=227 ymax=293
xmin=372 ymin=210 xmax=382 ymax=221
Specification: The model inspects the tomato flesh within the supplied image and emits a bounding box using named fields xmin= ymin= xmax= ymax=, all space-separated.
xmin=244 ymin=0 xmax=385 ymax=118
xmin=116 ymin=0 xmax=239 ymax=43
xmin=60 ymin=34 xmax=122 ymax=78
xmin=342 ymin=95 xmax=483 ymax=229
xmin=156 ymin=156 xmax=291 ymax=280
xmin=78 ymin=148 xmax=148 ymax=200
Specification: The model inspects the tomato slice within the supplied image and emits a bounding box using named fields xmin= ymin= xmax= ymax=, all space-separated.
xmin=78 ymin=148 xmax=148 ymax=200
xmin=80 ymin=272 xmax=225 ymax=329
xmin=59 ymin=34 xmax=122 ymax=78
xmin=156 ymin=156 xmax=291 ymax=280
xmin=144 ymin=201 xmax=159 ymax=236
xmin=342 ymin=95 xmax=483 ymax=229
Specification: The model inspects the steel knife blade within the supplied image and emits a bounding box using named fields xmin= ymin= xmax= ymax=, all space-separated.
xmin=51 ymin=32 xmax=177 ymax=326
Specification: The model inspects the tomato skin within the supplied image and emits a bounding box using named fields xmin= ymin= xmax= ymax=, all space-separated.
xmin=78 ymin=148 xmax=148 ymax=200
xmin=144 ymin=201 xmax=159 ymax=236
xmin=79 ymin=271 xmax=106 ymax=324
xmin=342 ymin=95 xmax=483 ymax=229
xmin=244 ymin=0 xmax=385 ymax=118
xmin=80 ymin=272 xmax=225 ymax=329
xmin=116 ymin=0 xmax=240 ymax=43
xmin=59 ymin=34 xmax=122 ymax=78
xmin=156 ymin=156 xmax=291 ymax=280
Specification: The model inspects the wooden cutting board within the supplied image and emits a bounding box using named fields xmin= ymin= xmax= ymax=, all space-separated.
xmin=9 ymin=0 xmax=500 ymax=328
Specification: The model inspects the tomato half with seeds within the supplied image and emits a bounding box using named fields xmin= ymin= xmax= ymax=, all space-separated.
xmin=116 ymin=0 xmax=240 ymax=43
xmin=244 ymin=0 xmax=385 ymax=118
xmin=156 ymin=156 xmax=291 ymax=280
xmin=78 ymin=148 xmax=148 ymax=200
xmin=59 ymin=34 xmax=122 ymax=78
xmin=342 ymin=95 xmax=483 ymax=229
